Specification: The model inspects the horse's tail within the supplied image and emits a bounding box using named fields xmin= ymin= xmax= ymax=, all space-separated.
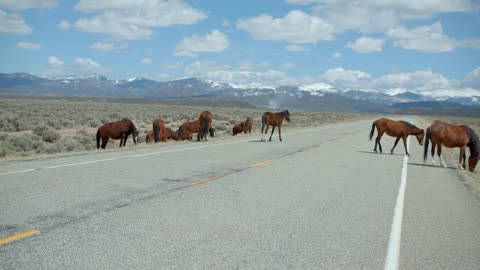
xmin=424 ymin=127 xmax=431 ymax=161
xmin=204 ymin=114 xmax=209 ymax=137
xmin=153 ymin=121 xmax=160 ymax=143
xmin=96 ymin=129 xmax=100 ymax=150
xmin=369 ymin=121 xmax=377 ymax=141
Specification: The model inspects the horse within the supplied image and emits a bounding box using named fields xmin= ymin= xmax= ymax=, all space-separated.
xmin=146 ymin=127 xmax=179 ymax=143
xmin=152 ymin=118 xmax=165 ymax=143
xmin=96 ymin=118 xmax=138 ymax=149
xmin=244 ymin=116 xmax=254 ymax=134
xmin=197 ymin=111 xmax=213 ymax=141
xmin=177 ymin=119 xmax=200 ymax=140
xmin=423 ymin=120 xmax=479 ymax=172
xmin=232 ymin=122 xmax=245 ymax=136
xmin=261 ymin=110 xmax=291 ymax=142
xmin=369 ymin=118 xmax=424 ymax=156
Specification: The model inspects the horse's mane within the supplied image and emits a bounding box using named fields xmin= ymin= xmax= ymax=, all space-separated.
xmin=466 ymin=126 xmax=480 ymax=155
xmin=400 ymin=121 xmax=418 ymax=131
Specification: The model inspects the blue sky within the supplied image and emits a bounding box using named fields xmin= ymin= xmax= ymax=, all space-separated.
xmin=1 ymin=0 xmax=480 ymax=96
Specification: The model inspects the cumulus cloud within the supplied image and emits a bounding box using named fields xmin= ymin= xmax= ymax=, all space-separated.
xmin=48 ymin=56 xmax=64 ymax=66
xmin=347 ymin=37 xmax=384 ymax=53
xmin=286 ymin=44 xmax=310 ymax=51
xmin=161 ymin=61 xmax=184 ymax=69
xmin=74 ymin=0 xmax=207 ymax=40
xmin=16 ymin=41 xmax=40 ymax=50
xmin=174 ymin=30 xmax=229 ymax=57
xmin=386 ymin=22 xmax=480 ymax=52
xmin=331 ymin=52 xmax=342 ymax=58
xmin=90 ymin=42 xmax=127 ymax=52
xmin=0 ymin=10 xmax=32 ymax=34
xmin=463 ymin=67 xmax=480 ymax=88
xmin=141 ymin=58 xmax=152 ymax=64
xmin=282 ymin=62 xmax=296 ymax=69
xmin=237 ymin=10 xmax=334 ymax=44
xmin=42 ymin=56 xmax=108 ymax=77
xmin=57 ymin=20 xmax=70 ymax=30
xmin=322 ymin=67 xmax=373 ymax=89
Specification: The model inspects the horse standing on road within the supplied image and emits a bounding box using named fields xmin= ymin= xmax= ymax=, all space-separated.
xmin=261 ymin=110 xmax=291 ymax=142
xmin=198 ymin=111 xmax=214 ymax=141
xmin=369 ymin=118 xmax=424 ymax=156
xmin=423 ymin=120 xmax=479 ymax=172
xmin=232 ymin=122 xmax=245 ymax=136
xmin=96 ymin=118 xmax=139 ymax=149
xmin=244 ymin=116 xmax=254 ymax=134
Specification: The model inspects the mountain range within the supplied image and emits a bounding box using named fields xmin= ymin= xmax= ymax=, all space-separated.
xmin=1 ymin=72 xmax=479 ymax=114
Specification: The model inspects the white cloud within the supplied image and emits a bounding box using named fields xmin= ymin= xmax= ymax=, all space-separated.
xmin=74 ymin=0 xmax=207 ymax=40
xmin=386 ymin=22 xmax=480 ymax=52
xmin=282 ymin=62 xmax=296 ymax=69
xmin=286 ymin=44 xmax=310 ymax=51
xmin=376 ymin=70 xmax=455 ymax=92
xmin=0 ymin=0 xmax=57 ymax=10
xmin=43 ymin=56 xmax=108 ymax=77
xmin=222 ymin=20 xmax=230 ymax=27
xmin=90 ymin=42 xmax=127 ymax=52
xmin=48 ymin=56 xmax=64 ymax=66
xmin=463 ymin=67 xmax=480 ymax=88
xmin=161 ymin=61 xmax=184 ymax=69
xmin=346 ymin=37 xmax=384 ymax=53
xmin=237 ymin=10 xmax=334 ymax=44
xmin=0 ymin=10 xmax=31 ymax=34
xmin=174 ymin=30 xmax=229 ymax=57
xmin=57 ymin=20 xmax=70 ymax=30
xmin=290 ymin=0 xmax=476 ymax=34
xmin=331 ymin=52 xmax=342 ymax=58
xmin=322 ymin=67 xmax=373 ymax=89
xmin=141 ymin=58 xmax=152 ymax=64
xmin=16 ymin=41 xmax=40 ymax=50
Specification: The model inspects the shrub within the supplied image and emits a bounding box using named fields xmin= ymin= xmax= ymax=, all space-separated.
xmin=33 ymin=125 xmax=61 ymax=143
xmin=0 ymin=132 xmax=8 ymax=141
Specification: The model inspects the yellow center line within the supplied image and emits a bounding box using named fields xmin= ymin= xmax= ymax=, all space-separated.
xmin=0 ymin=230 xmax=40 ymax=246
xmin=189 ymin=173 xmax=227 ymax=186
xmin=250 ymin=158 xmax=276 ymax=168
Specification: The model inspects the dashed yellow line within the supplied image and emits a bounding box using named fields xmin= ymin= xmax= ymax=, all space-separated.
xmin=250 ymin=158 xmax=276 ymax=168
xmin=189 ymin=173 xmax=227 ymax=186
xmin=0 ymin=230 xmax=40 ymax=246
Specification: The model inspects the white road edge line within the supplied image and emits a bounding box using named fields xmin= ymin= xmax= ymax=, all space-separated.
xmin=0 ymin=126 xmax=328 ymax=177
xmin=384 ymin=135 xmax=411 ymax=270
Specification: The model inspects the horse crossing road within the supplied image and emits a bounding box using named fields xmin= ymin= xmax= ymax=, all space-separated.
xmin=1 ymin=118 xmax=479 ymax=270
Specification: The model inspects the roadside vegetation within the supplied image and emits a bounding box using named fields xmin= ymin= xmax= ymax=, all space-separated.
xmin=0 ymin=97 xmax=369 ymax=159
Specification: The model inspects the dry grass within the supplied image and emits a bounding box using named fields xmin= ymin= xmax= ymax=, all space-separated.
xmin=0 ymin=97 xmax=370 ymax=160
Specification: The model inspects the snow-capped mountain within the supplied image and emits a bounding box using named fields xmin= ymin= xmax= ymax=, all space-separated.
xmin=0 ymin=72 xmax=478 ymax=112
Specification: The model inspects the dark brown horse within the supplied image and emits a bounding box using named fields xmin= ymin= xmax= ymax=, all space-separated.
xmin=177 ymin=119 xmax=200 ymax=140
xmin=232 ymin=122 xmax=245 ymax=136
xmin=96 ymin=118 xmax=138 ymax=149
xmin=423 ymin=120 xmax=479 ymax=172
xmin=197 ymin=111 xmax=214 ymax=141
xmin=261 ymin=110 xmax=291 ymax=142
xmin=369 ymin=118 xmax=424 ymax=156
xmin=146 ymin=127 xmax=179 ymax=143
xmin=152 ymin=118 xmax=165 ymax=143
xmin=244 ymin=116 xmax=254 ymax=134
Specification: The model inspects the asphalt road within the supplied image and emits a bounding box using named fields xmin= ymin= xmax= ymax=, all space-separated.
xmin=1 ymin=117 xmax=479 ymax=270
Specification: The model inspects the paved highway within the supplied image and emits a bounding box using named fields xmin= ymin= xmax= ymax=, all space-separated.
xmin=1 ymin=118 xmax=479 ymax=269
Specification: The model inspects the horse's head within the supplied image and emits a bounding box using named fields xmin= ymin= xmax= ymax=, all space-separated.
xmin=468 ymin=152 xmax=479 ymax=172
xmin=209 ymin=127 xmax=215 ymax=137
xmin=416 ymin=129 xmax=425 ymax=146
xmin=284 ymin=110 xmax=291 ymax=122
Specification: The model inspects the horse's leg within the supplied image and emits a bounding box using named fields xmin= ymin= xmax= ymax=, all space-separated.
xmin=261 ymin=124 xmax=265 ymax=141
xmin=124 ymin=135 xmax=129 ymax=146
xmin=375 ymin=131 xmax=384 ymax=153
xmin=269 ymin=126 xmax=276 ymax=142
xmin=278 ymin=125 xmax=282 ymax=142
xmin=431 ymin=142 xmax=437 ymax=167
xmin=101 ymin=137 xmax=109 ymax=149
xmin=391 ymin=137 xmax=400 ymax=154
xmin=402 ymin=136 xmax=409 ymax=156
xmin=459 ymin=146 xmax=466 ymax=170
xmin=437 ymin=144 xmax=447 ymax=168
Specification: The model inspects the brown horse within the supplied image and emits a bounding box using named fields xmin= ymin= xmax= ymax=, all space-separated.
xmin=232 ymin=122 xmax=245 ymax=136
xmin=423 ymin=120 xmax=479 ymax=172
xmin=146 ymin=127 xmax=179 ymax=143
xmin=197 ymin=111 xmax=214 ymax=141
xmin=369 ymin=118 xmax=424 ymax=156
xmin=261 ymin=110 xmax=291 ymax=142
xmin=177 ymin=119 xmax=200 ymax=140
xmin=96 ymin=118 xmax=138 ymax=149
xmin=152 ymin=118 xmax=165 ymax=143
xmin=244 ymin=116 xmax=254 ymax=134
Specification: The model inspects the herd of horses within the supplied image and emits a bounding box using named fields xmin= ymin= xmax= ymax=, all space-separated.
xmin=96 ymin=109 xmax=290 ymax=145
xmin=369 ymin=118 xmax=479 ymax=172
xmin=96 ymin=112 xmax=478 ymax=172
